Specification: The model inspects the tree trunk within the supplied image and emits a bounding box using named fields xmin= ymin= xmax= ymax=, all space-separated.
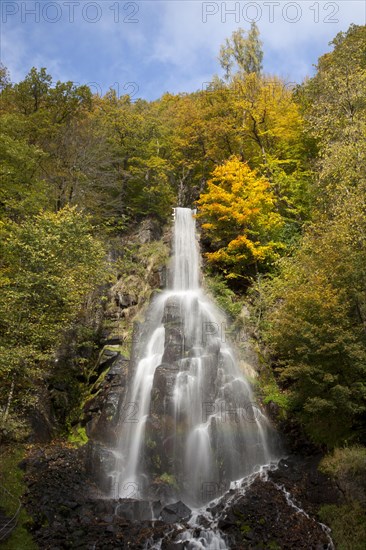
xmin=1 ymin=373 xmax=15 ymax=428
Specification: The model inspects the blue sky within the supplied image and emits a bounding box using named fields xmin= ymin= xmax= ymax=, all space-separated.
xmin=1 ymin=1 xmax=365 ymax=100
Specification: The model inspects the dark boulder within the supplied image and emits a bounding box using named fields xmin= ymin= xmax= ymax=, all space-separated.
xmin=160 ymin=501 xmax=191 ymax=524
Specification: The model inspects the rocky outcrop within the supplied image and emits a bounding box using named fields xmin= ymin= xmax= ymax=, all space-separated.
xmin=82 ymin=349 xmax=129 ymax=493
xmin=137 ymin=217 xmax=163 ymax=244
xmin=127 ymin=282 xmax=256 ymax=503
xmin=143 ymin=298 xmax=185 ymax=494
xmin=100 ymin=218 xmax=169 ymax=351
xmin=268 ymin=455 xmax=343 ymax=514
xmin=150 ymin=364 xmax=178 ymax=417
xmin=160 ymin=501 xmax=191 ymax=524
xmin=84 ymin=352 xmax=129 ymax=447
xmin=216 ymin=477 xmax=332 ymax=549
xmin=23 ymin=444 xmax=340 ymax=549
xmin=83 ymin=219 xmax=170 ymax=496
xmin=22 ymin=443 xmax=180 ymax=549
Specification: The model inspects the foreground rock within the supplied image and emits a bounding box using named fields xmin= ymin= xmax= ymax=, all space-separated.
xmin=160 ymin=501 xmax=191 ymax=524
xmin=216 ymin=477 xmax=332 ymax=549
xmin=268 ymin=455 xmax=343 ymax=515
xmin=22 ymin=444 xmax=341 ymax=549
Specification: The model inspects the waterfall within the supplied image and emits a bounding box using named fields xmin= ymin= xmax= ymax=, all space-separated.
xmin=111 ymin=207 xmax=277 ymax=507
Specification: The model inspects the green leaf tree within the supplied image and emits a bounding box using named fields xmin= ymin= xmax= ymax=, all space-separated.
xmin=0 ymin=207 xmax=106 ymax=436
xmin=219 ymin=23 xmax=263 ymax=80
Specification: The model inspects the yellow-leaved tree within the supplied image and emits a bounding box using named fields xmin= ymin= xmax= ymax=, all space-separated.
xmin=197 ymin=156 xmax=284 ymax=279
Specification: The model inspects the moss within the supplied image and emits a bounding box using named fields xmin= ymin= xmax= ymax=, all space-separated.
xmin=319 ymin=502 xmax=366 ymax=550
xmin=0 ymin=446 xmax=38 ymax=549
xmin=204 ymin=272 xmax=244 ymax=321
xmin=103 ymin=344 xmax=123 ymax=353
xmin=113 ymin=240 xmax=169 ymax=295
xmin=68 ymin=426 xmax=88 ymax=447
xmin=252 ymin=350 xmax=289 ymax=420
xmin=152 ymin=454 xmax=161 ymax=469
xmin=260 ymin=379 xmax=289 ymax=415
xmin=137 ymin=241 xmax=169 ymax=266
xmin=159 ymin=473 xmax=179 ymax=490
xmin=119 ymin=344 xmax=131 ymax=359
xmin=267 ymin=541 xmax=281 ymax=550
xmin=101 ymin=319 xmax=118 ymax=329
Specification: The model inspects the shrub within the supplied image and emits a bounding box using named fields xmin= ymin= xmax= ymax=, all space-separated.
xmin=319 ymin=503 xmax=366 ymax=550
xmin=319 ymin=446 xmax=366 ymax=478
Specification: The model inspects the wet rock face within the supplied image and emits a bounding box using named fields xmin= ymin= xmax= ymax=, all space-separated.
xmin=150 ymin=364 xmax=178 ymax=417
xmin=161 ymin=297 xmax=184 ymax=364
xmin=148 ymin=477 xmax=179 ymax=503
xmin=85 ymin=442 xmax=116 ymax=494
xmin=145 ymin=342 xmax=185 ymax=489
xmin=268 ymin=455 xmax=343 ymax=515
xmin=144 ymin=412 xmax=179 ymax=488
xmin=162 ymin=326 xmax=184 ymax=364
xmin=142 ymin=292 xmax=225 ymax=497
xmin=115 ymin=499 xmax=162 ymax=522
xmin=160 ymin=501 xmax=191 ymax=524
xmin=143 ymin=298 xmax=186 ymax=486
xmin=83 ymin=352 xmax=129 ymax=493
xmin=163 ymin=297 xmax=182 ymax=324
xmin=84 ymin=354 xmax=129 ymax=447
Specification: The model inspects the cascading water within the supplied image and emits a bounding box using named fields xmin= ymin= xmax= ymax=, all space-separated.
xmin=110 ymin=208 xmax=278 ymax=507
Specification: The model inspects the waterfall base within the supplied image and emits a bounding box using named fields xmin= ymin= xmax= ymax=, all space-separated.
xmin=22 ymin=443 xmax=339 ymax=549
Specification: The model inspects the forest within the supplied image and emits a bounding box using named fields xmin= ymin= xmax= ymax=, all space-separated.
xmin=0 ymin=22 xmax=366 ymax=549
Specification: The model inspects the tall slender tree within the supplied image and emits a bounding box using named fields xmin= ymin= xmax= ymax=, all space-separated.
xmin=218 ymin=22 xmax=263 ymax=80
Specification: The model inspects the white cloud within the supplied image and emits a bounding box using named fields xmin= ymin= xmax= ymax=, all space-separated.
xmin=145 ymin=0 xmax=365 ymax=79
xmin=1 ymin=1 xmax=364 ymax=97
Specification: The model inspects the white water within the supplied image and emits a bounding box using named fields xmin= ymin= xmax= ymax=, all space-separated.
xmin=141 ymin=460 xmax=335 ymax=550
xmin=272 ymin=482 xmax=335 ymax=549
xmin=111 ymin=208 xmax=277 ymax=507
xmin=168 ymin=463 xmax=279 ymax=550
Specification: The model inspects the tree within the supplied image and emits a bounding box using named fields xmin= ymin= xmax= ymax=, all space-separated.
xmin=261 ymin=196 xmax=366 ymax=447
xmin=259 ymin=25 xmax=366 ymax=448
xmin=12 ymin=67 xmax=52 ymax=114
xmin=300 ymin=24 xmax=366 ymax=212
xmin=219 ymin=23 xmax=263 ymax=80
xmin=89 ymin=92 xmax=176 ymax=224
xmin=0 ymin=68 xmax=95 ymax=218
xmin=0 ymin=63 xmax=10 ymax=92
xmin=197 ymin=156 xmax=283 ymax=280
xmin=0 ymin=207 xmax=106 ymax=436
xmin=0 ymin=122 xmax=48 ymax=220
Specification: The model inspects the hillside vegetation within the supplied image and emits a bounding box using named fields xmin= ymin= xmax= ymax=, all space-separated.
xmin=0 ymin=24 xmax=365 ymax=456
